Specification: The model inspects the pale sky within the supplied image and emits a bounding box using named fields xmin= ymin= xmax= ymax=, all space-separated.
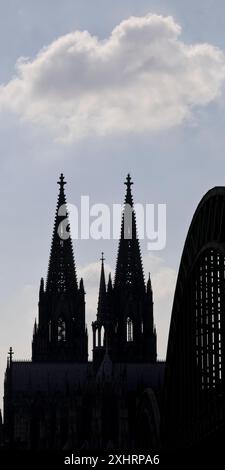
xmin=1 ymin=0 xmax=225 ymax=410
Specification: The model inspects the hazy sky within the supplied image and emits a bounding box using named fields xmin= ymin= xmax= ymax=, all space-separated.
xmin=1 ymin=0 xmax=225 ymax=409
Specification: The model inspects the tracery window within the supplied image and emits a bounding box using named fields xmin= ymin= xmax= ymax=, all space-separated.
xmin=58 ymin=317 xmax=66 ymax=342
xmin=127 ymin=317 xmax=133 ymax=342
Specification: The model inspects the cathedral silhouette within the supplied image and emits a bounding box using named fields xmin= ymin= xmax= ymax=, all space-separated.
xmin=2 ymin=176 xmax=225 ymax=453
xmin=3 ymin=174 xmax=163 ymax=450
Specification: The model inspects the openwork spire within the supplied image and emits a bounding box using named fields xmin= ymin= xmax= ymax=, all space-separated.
xmin=46 ymin=174 xmax=77 ymax=294
xmin=97 ymin=253 xmax=107 ymax=318
xmin=114 ymin=174 xmax=145 ymax=292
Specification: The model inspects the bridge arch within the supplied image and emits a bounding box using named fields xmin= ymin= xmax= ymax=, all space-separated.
xmin=163 ymin=187 xmax=225 ymax=448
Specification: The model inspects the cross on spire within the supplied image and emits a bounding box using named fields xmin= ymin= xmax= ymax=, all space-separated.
xmin=124 ymin=173 xmax=134 ymax=208
xmin=8 ymin=347 xmax=14 ymax=364
xmin=101 ymin=252 xmax=105 ymax=264
xmin=57 ymin=173 xmax=67 ymax=188
xmin=124 ymin=173 xmax=133 ymax=189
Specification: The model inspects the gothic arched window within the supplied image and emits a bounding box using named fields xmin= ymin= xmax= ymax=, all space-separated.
xmin=57 ymin=317 xmax=66 ymax=342
xmin=127 ymin=317 xmax=133 ymax=342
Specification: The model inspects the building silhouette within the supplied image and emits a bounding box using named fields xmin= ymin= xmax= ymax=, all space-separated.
xmin=3 ymin=174 xmax=163 ymax=450
xmin=32 ymin=174 xmax=88 ymax=363
xmin=3 ymin=178 xmax=225 ymax=452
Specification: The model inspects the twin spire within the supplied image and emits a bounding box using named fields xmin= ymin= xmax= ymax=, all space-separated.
xmin=114 ymin=173 xmax=145 ymax=293
xmin=45 ymin=173 xmax=149 ymax=297
xmin=46 ymin=173 xmax=77 ymax=294
xmin=33 ymin=173 xmax=155 ymax=364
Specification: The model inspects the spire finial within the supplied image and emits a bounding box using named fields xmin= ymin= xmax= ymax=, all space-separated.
xmin=108 ymin=272 xmax=112 ymax=292
xmin=124 ymin=173 xmax=133 ymax=189
xmin=39 ymin=277 xmax=44 ymax=297
xmin=79 ymin=277 xmax=85 ymax=293
xmin=147 ymin=272 xmax=152 ymax=293
xmin=124 ymin=174 xmax=134 ymax=207
xmin=33 ymin=318 xmax=37 ymax=335
xmin=8 ymin=347 xmax=14 ymax=365
xmin=57 ymin=173 xmax=67 ymax=188
xmin=97 ymin=252 xmax=106 ymax=318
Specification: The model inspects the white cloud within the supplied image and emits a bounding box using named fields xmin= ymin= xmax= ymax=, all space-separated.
xmin=0 ymin=14 xmax=225 ymax=141
xmin=143 ymin=253 xmax=177 ymax=301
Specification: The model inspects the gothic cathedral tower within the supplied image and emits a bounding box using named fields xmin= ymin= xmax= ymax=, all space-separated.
xmin=32 ymin=174 xmax=88 ymax=362
xmin=92 ymin=174 xmax=157 ymax=365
